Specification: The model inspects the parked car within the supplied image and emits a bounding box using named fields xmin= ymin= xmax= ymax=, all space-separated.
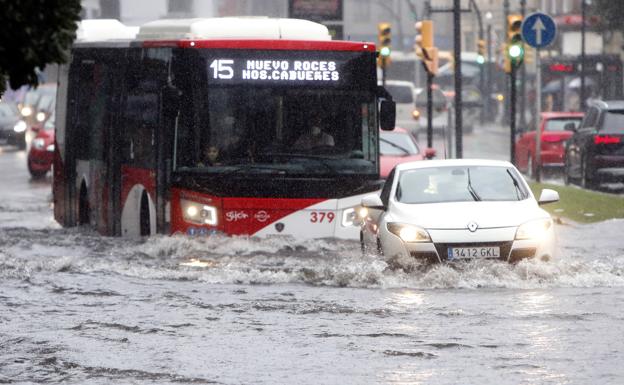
xmin=515 ymin=112 xmax=584 ymax=178
xmin=564 ymin=100 xmax=624 ymax=189
xmin=27 ymin=115 xmax=55 ymax=179
xmin=379 ymin=127 xmax=435 ymax=179
xmin=0 ymin=101 xmax=27 ymax=149
xmin=380 ymin=80 xmax=419 ymax=135
xmin=360 ymin=159 xmax=559 ymax=263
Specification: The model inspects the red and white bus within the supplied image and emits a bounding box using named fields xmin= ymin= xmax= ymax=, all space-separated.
xmin=53 ymin=18 xmax=395 ymax=239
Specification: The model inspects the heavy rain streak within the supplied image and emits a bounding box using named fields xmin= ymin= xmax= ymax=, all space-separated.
xmin=1 ymin=150 xmax=624 ymax=384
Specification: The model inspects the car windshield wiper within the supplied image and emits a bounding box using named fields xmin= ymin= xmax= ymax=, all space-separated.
xmin=466 ymin=168 xmax=482 ymax=201
xmin=380 ymin=138 xmax=410 ymax=155
xmin=506 ymin=169 xmax=523 ymax=200
xmin=262 ymin=152 xmax=339 ymax=174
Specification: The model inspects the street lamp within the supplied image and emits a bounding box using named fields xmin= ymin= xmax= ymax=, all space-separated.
xmin=485 ymin=11 xmax=493 ymax=121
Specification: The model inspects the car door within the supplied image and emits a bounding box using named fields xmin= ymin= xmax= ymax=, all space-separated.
xmin=568 ymin=107 xmax=599 ymax=178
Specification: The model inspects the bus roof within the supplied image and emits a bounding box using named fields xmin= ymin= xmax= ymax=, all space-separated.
xmin=76 ymin=19 xmax=138 ymax=42
xmin=136 ymin=17 xmax=331 ymax=41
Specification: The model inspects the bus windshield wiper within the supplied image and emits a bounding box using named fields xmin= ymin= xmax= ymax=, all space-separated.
xmin=262 ymin=152 xmax=339 ymax=174
xmin=466 ymin=168 xmax=481 ymax=201
xmin=224 ymin=163 xmax=289 ymax=175
xmin=380 ymin=138 xmax=410 ymax=155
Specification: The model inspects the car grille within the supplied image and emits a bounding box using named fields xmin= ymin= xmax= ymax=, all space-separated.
xmin=434 ymin=241 xmax=513 ymax=262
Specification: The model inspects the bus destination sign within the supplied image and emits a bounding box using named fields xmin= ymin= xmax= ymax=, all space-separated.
xmin=210 ymin=59 xmax=340 ymax=83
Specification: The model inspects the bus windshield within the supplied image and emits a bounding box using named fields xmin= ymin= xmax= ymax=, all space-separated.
xmin=173 ymin=49 xmax=378 ymax=176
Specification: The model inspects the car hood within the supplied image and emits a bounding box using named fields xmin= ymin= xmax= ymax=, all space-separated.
xmin=387 ymin=199 xmax=548 ymax=229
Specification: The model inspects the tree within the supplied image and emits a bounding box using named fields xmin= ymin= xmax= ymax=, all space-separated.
xmin=0 ymin=0 xmax=81 ymax=94
xmin=592 ymin=0 xmax=624 ymax=35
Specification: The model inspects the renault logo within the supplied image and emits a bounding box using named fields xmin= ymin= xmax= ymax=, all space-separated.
xmin=467 ymin=221 xmax=479 ymax=232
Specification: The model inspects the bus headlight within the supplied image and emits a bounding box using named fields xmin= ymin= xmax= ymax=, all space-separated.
xmin=387 ymin=223 xmax=431 ymax=243
xmin=341 ymin=207 xmax=358 ymax=227
xmin=515 ymin=218 xmax=552 ymax=240
xmin=13 ymin=120 xmax=27 ymax=133
xmin=181 ymin=199 xmax=217 ymax=225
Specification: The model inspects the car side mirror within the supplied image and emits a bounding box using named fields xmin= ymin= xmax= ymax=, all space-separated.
xmin=424 ymin=147 xmax=436 ymax=159
xmin=380 ymin=100 xmax=396 ymax=131
xmin=563 ymin=122 xmax=577 ymax=132
xmin=361 ymin=194 xmax=385 ymax=210
xmin=538 ymin=188 xmax=559 ymax=205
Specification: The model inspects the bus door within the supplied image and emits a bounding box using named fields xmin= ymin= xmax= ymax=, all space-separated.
xmin=119 ymin=48 xmax=171 ymax=236
xmin=69 ymin=50 xmax=122 ymax=235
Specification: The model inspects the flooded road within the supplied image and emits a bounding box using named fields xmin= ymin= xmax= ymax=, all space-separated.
xmin=1 ymin=148 xmax=624 ymax=385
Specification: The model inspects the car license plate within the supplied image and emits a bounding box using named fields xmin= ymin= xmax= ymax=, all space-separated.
xmin=447 ymin=247 xmax=500 ymax=260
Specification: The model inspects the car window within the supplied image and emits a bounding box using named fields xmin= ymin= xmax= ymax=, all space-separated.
xmin=380 ymin=168 xmax=395 ymax=205
xmin=600 ymin=110 xmax=624 ymax=133
xmin=544 ymin=118 xmax=582 ymax=131
xmin=380 ymin=132 xmax=419 ymax=155
xmin=385 ymin=85 xmax=413 ymax=103
xmin=395 ymin=166 xmax=529 ymax=204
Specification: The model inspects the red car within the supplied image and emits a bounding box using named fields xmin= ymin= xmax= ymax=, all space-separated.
xmin=379 ymin=127 xmax=435 ymax=179
xmin=515 ymin=112 xmax=584 ymax=177
xmin=27 ymin=116 xmax=55 ymax=179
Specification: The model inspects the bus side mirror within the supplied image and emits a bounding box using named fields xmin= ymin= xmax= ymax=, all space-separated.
xmin=380 ymin=100 xmax=396 ymax=131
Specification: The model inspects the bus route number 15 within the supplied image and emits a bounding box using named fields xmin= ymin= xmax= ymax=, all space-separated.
xmin=210 ymin=59 xmax=234 ymax=79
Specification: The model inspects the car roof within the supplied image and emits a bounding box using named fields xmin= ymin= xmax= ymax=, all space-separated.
xmin=393 ymin=158 xmax=514 ymax=172
xmin=587 ymin=99 xmax=624 ymax=110
xmin=541 ymin=111 xmax=584 ymax=119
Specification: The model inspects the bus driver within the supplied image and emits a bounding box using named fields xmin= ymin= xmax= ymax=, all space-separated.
xmin=293 ymin=117 xmax=334 ymax=150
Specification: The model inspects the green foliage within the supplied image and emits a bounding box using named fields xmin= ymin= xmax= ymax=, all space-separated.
xmin=0 ymin=0 xmax=81 ymax=94
xmin=529 ymin=182 xmax=624 ymax=223
xmin=592 ymin=0 xmax=624 ymax=34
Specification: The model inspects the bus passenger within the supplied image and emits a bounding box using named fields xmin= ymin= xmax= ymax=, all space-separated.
xmin=199 ymin=145 xmax=222 ymax=166
xmin=293 ymin=118 xmax=334 ymax=150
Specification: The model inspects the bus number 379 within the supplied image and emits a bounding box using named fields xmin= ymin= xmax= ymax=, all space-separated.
xmin=310 ymin=211 xmax=335 ymax=223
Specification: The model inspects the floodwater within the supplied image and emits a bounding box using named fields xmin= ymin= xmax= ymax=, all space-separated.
xmin=1 ymin=148 xmax=624 ymax=385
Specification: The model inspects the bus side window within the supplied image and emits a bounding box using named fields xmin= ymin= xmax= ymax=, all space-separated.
xmin=122 ymin=48 xmax=170 ymax=167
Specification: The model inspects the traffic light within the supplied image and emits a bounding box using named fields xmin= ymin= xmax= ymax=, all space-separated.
xmin=377 ymin=22 xmax=392 ymax=68
xmin=506 ymin=14 xmax=524 ymax=68
xmin=477 ymin=39 xmax=486 ymax=64
xmin=414 ymin=20 xmax=438 ymax=76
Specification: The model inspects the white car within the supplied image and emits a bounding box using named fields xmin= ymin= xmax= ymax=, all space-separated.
xmin=359 ymin=159 xmax=559 ymax=263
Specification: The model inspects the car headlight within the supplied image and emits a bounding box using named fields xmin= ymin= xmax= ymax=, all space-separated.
xmin=46 ymin=144 xmax=55 ymax=152
xmin=181 ymin=199 xmax=218 ymax=225
xmin=32 ymin=138 xmax=45 ymax=149
xmin=36 ymin=112 xmax=46 ymax=122
xmin=515 ymin=218 xmax=552 ymax=240
xmin=387 ymin=222 xmax=431 ymax=243
xmin=21 ymin=106 xmax=33 ymax=117
xmin=13 ymin=120 xmax=27 ymax=133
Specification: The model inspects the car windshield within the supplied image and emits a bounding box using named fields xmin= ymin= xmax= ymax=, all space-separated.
xmin=544 ymin=117 xmax=582 ymax=131
xmin=395 ymin=166 xmax=529 ymax=204
xmin=600 ymin=110 xmax=624 ymax=133
xmin=380 ymin=131 xmax=419 ymax=155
